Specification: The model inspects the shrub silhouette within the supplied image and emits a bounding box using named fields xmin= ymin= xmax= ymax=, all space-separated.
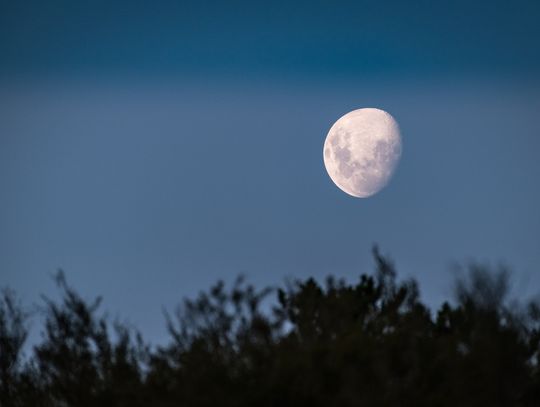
xmin=1 ymin=248 xmax=539 ymax=406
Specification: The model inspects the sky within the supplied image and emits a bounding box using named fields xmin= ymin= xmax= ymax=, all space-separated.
xmin=1 ymin=0 xmax=540 ymax=345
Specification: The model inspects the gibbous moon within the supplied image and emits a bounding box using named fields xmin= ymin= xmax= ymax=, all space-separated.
xmin=323 ymin=108 xmax=402 ymax=198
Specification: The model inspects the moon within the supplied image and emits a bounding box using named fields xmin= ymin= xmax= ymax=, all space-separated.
xmin=323 ymin=108 xmax=402 ymax=198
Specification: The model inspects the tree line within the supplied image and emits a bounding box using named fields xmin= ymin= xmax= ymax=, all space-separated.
xmin=1 ymin=248 xmax=540 ymax=406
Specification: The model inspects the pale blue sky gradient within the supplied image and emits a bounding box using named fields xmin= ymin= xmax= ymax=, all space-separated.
xmin=1 ymin=0 xmax=539 ymax=345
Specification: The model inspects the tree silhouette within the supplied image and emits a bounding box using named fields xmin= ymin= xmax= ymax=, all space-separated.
xmin=0 ymin=289 xmax=28 ymax=406
xmin=30 ymin=272 xmax=146 ymax=406
xmin=1 ymin=248 xmax=540 ymax=406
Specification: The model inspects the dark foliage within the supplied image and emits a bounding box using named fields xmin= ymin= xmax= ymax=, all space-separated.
xmin=1 ymin=248 xmax=539 ymax=406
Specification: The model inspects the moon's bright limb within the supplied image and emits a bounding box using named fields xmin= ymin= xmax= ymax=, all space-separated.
xmin=323 ymin=108 xmax=402 ymax=198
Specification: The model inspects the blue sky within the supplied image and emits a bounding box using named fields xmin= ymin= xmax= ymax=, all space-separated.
xmin=1 ymin=0 xmax=539 ymax=345
xmin=2 ymin=0 xmax=540 ymax=79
